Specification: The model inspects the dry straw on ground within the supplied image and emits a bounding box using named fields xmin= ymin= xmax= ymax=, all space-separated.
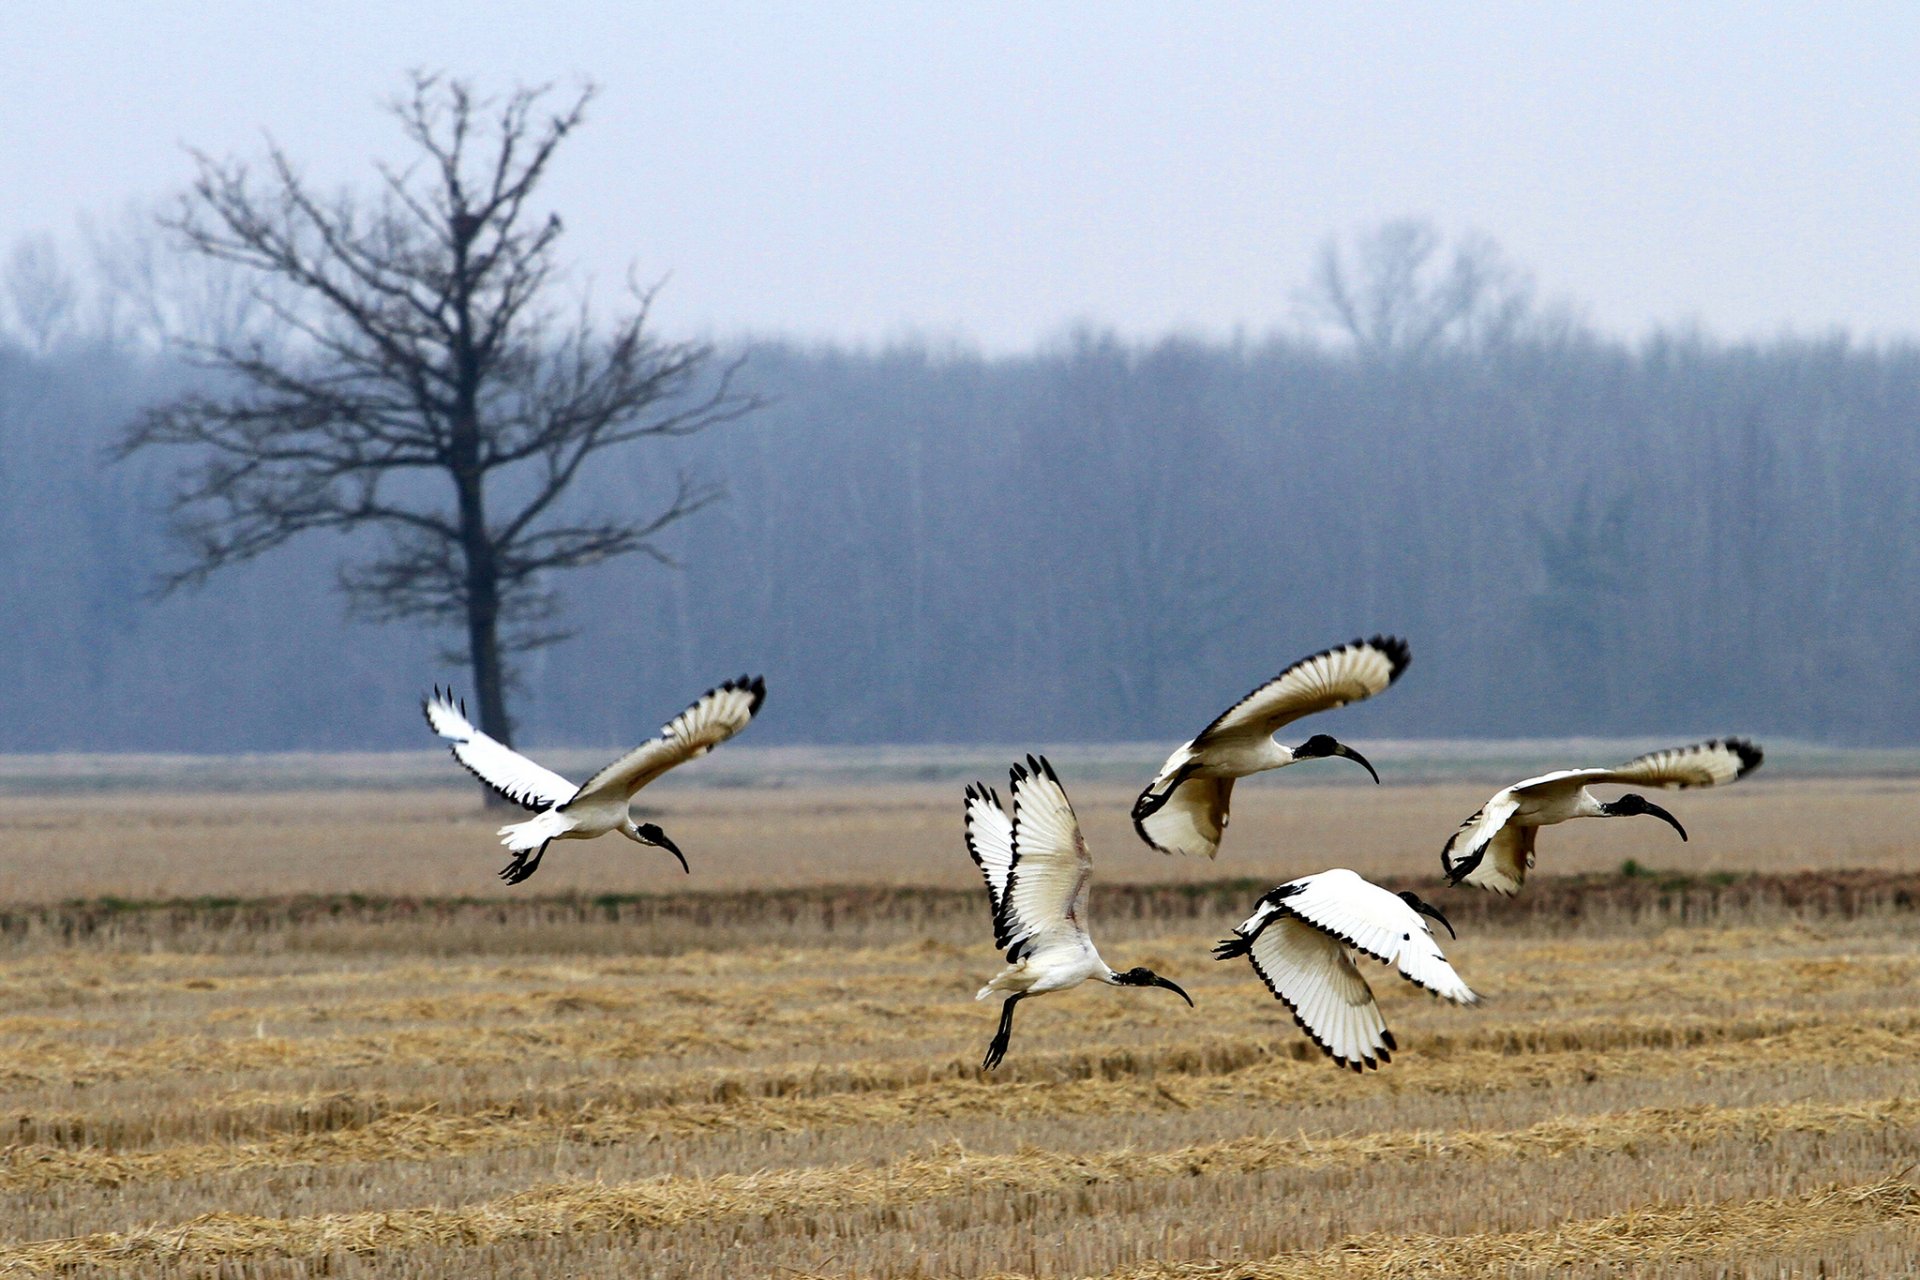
xmin=2 ymin=780 xmax=1918 ymax=1276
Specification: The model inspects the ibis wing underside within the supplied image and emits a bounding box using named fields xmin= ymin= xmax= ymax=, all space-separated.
xmin=964 ymin=783 xmax=1016 ymax=918
xmin=1451 ymin=821 xmax=1536 ymax=896
xmin=569 ymin=675 xmax=767 ymax=807
xmin=1442 ymin=788 xmax=1542 ymax=896
xmin=1133 ymin=774 xmax=1234 ymax=859
xmin=1243 ymin=915 xmax=1391 ymax=1071
xmin=1193 ymin=635 xmax=1410 ymax=748
xmin=422 ymin=689 xmax=577 ymax=812
xmin=1597 ymin=738 xmax=1764 ymax=790
xmin=995 ymin=756 xmax=1093 ymax=958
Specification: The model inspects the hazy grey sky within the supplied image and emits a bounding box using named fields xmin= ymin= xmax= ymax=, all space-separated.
xmin=8 ymin=2 xmax=1918 ymax=350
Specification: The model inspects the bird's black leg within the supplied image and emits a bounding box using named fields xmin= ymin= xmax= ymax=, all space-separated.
xmin=982 ymin=992 xmax=1026 ymax=1071
xmin=499 ymin=841 xmax=550 ymax=886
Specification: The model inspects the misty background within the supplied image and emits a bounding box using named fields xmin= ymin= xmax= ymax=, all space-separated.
xmin=4 ymin=235 xmax=1916 ymax=751
xmin=3 ymin=6 xmax=1916 ymax=754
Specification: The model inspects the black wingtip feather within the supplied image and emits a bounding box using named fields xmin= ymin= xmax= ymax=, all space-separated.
xmin=1212 ymin=934 xmax=1252 ymax=961
xmin=720 ymin=673 xmax=768 ymax=717
xmin=1722 ymin=736 xmax=1763 ymax=779
xmin=1364 ymin=634 xmax=1412 ymax=684
xmin=422 ymin=685 xmax=463 ymax=733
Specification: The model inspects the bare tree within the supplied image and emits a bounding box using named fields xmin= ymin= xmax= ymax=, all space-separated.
xmin=84 ymin=202 xmax=281 ymax=352
xmin=3 ymin=234 xmax=79 ymax=355
xmin=117 ymin=74 xmax=755 ymax=760
xmin=1300 ymin=219 xmax=1537 ymax=364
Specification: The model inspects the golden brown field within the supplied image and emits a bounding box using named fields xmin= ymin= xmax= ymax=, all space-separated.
xmin=3 ymin=769 xmax=1919 ymax=1277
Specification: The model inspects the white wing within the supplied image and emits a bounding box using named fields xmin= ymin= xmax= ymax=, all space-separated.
xmin=964 ymin=783 xmax=1015 ymax=914
xmin=1594 ymin=738 xmax=1764 ymax=790
xmin=568 ymin=675 xmax=766 ymax=807
xmin=1193 ymin=635 xmax=1410 ymax=748
xmin=1448 ymin=821 xmax=1536 ymax=896
xmin=422 ymin=688 xmax=577 ymax=811
xmin=1440 ymin=788 xmax=1527 ymax=891
xmin=994 ymin=756 xmax=1094 ymax=959
xmin=1132 ymin=774 xmax=1234 ymax=859
xmin=1237 ymin=910 xmax=1391 ymax=1070
xmin=1278 ymin=869 xmax=1477 ymax=1003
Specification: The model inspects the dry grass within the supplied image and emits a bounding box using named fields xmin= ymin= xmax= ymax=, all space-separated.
xmin=2 ymin=771 xmax=1913 ymax=902
xmin=1 ymin=776 xmax=1918 ymax=1276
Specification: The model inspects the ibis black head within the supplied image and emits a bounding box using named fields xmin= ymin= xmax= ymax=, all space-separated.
xmin=634 ymin=821 xmax=690 ymax=872
xmin=1293 ymin=734 xmax=1381 ymax=784
xmin=1605 ymin=793 xmax=1688 ymax=841
xmin=1114 ymin=966 xmax=1194 ymax=1006
xmin=1397 ymin=890 xmax=1457 ymax=939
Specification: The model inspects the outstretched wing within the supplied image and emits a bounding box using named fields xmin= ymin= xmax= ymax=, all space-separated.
xmin=1595 ymin=738 xmax=1764 ymax=790
xmin=1449 ymin=821 xmax=1537 ymax=896
xmin=1234 ymin=909 xmax=1391 ymax=1071
xmin=568 ymin=675 xmax=767 ymax=807
xmin=1440 ymin=786 xmax=1532 ymax=892
xmin=1133 ymin=774 xmax=1234 ymax=858
xmin=1280 ymin=870 xmax=1478 ymax=1003
xmin=1193 ymin=635 xmax=1410 ymax=749
xmin=422 ymin=688 xmax=577 ymax=812
xmin=964 ymin=783 xmax=1015 ymax=916
xmin=994 ymin=755 xmax=1094 ymax=959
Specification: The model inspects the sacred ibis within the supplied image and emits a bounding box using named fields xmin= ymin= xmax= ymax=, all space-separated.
xmin=967 ymin=755 xmax=1193 ymax=1070
xmin=422 ymin=675 xmax=766 ymax=884
xmin=1133 ymin=635 xmax=1410 ymax=859
xmin=1214 ymin=869 xmax=1476 ymax=1071
xmin=1441 ymin=738 xmax=1764 ymax=896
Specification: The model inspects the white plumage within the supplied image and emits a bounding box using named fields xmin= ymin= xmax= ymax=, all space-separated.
xmin=1442 ymin=738 xmax=1764 ymax=896
xmin=967 ymin=755 xmax=1193 ymax=1069
xmin=1214 ymin=869 xmax=1477 ymax=1071
xmin=1133 ymin=636 xmax=1409 ymax=859
xmin=422 ymin=675 xmax=766 ymax=884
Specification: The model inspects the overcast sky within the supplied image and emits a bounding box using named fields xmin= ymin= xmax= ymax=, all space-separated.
xmin=7 ymin=2 xmax=1918 ymax=351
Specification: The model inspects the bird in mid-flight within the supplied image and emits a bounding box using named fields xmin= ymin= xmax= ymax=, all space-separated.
xmin=1133 ymin=635 xmax=1410 ymax=860
xmin=967 ymin=755 xmax=1193 ymax=1070
xmin=1441 ymin=738 xmax=1763 ymax=896
xmin=1215 ymin=868 xmax=1477 ymax=1071
xmin=422 ymin=675 xmax=766 ymax=884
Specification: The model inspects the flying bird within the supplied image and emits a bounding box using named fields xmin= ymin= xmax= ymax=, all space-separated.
xmin=422 ymin=675 xmax=766 ymax=884
xmin=967 ymin=755 xmax=1193 ymax=1070
xmin=1214 ymin=869 xmax=1477 ymax=1071
xmin=1441 ymin=738 xmax=1764 ymax=896
xmin=1133 ymin=635 xmax=1410 ymax=859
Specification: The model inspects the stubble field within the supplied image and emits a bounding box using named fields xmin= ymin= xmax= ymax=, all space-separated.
xmin=2 ymin=758 xmax=1918 ymax=1276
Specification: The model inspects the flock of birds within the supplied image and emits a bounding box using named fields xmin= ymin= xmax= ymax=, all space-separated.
xmin=421 ymin=636 xmax=1763 ymax=1074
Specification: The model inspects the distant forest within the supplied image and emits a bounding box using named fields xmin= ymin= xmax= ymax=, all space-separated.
xmin=3 ymin=287 xmax=1917 ymax=752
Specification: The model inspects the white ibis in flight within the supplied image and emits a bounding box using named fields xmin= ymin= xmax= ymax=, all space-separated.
xmin=1214 ymin=869 xmax=1477 ymax=1071
xmin=1133 ymin=635 xmax=1410 ymax=859
xmin=967 ymin=755 xmax=1193 ymax=1070
xmin=1441 ymin=738 xmax=1764 ymax=896
xmin=422 ymin=675 xmax=766 ymax=884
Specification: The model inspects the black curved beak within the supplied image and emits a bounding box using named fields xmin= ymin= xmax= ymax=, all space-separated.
xmin=640 ymin=823 xmax=690 ymax=873
xmin=1420 ymin=901 xmax=1457 ymax=940
xmin=1644 ymin=802 xmax=1688 ymax=843
xmin=1151 ymin=975 xmax=1195 ymax=1007
xmin=1402 ymin=892 xmax=1457 ymax=939
xmin=1334 ymin=743 xmax=1381 ymax=785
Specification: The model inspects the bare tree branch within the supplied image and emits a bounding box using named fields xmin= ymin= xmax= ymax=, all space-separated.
xmin=1298 ymin=218 xmax=1541 ymax=366
xmin=116 ymin=75 xmax=757 ymax=755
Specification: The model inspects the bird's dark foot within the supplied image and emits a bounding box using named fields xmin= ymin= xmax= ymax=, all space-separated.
xmin=498 ymin=845 xmax=545 ymax=885
xmin=981 ymin=1029 xmax=1012 ymax=1071
xmin=981 ymin=993 xmax=1022 ymax=1070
